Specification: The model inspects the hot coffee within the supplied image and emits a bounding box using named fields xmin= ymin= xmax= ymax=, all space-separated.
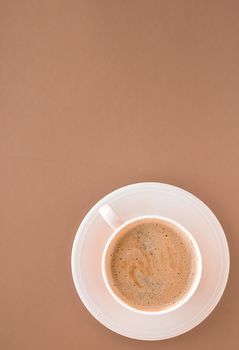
xmin=105 ymin=218 xmax=198 ymax=311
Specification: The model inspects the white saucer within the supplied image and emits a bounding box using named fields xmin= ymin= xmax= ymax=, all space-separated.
xmin=71 ymin=183 xmax=230 ymax=340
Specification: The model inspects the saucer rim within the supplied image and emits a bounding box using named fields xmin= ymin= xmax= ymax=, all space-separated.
xmin=71 ymin=182 xmax=230 ymax=340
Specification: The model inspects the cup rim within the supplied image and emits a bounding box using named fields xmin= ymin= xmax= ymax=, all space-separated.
xmin=102 ymin=214 xmax=202 ymax=315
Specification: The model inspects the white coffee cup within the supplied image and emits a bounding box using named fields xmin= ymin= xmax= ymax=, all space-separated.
xmin=100 ymin=204 xmax=202 ymax=315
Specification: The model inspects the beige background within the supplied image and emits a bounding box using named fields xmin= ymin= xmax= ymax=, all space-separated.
xmin=1 ymin=1 xmax=239 ymax=349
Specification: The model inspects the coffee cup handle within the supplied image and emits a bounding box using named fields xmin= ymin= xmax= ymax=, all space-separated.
xmin=99 ymin=204 xmax=124 ymax=230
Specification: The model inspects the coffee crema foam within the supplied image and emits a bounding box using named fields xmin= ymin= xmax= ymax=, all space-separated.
xmin=105 ymin=219 xmax=198 ymax=311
